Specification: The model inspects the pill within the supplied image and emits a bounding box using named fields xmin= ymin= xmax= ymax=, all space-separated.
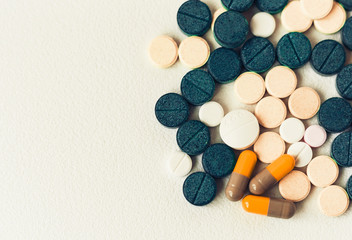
xmin=255 ymin=0 xmax=288 ymax=14
xmin=221 ymin=0 xmax=254 ymax=12
xmin=280 ymin=118 xmax=305 ymax=144
xmin=176 ymin=120 xmax=210 ymax=156
xmin=213 ymin=11 xmax=249 ymax=49
xmin=149 ymin=36 xmax=178 ymax=68
xmin=318 ymin=185 xmax=349 ymax=217
xmin=307 ymin=156 xmax=339 ymax=187
xmin=179 ymin=36 xmax=210 ymax=69
xmin=265 ymin=66 xmax=297 ymax=98
xmin=219 ymin=109 xmax=260 ymax=150
xmin=255 ymin=96 xmax=287 ymax=129
xmin=241 ymin=37 xmax=276 ymax=73
xmin=242 ymin=195 xmax=296 ymax=219
xmin=168 ymin=151 xmax=192 ymax=177
xmin=318 ymin=97 xmax=352 ymax=133
xmin=183 ymin=172 xmax=217 ymax=206
xmin=281 ymin=1 xmax=313 ymax=33
xmin=249 ymin=154 xmax=295 ymax=195
xmin=225 ymin=150 xmax=257 ymax=202
xmin=180 ymin=69 xmax=215 ymax=106
xmin=199 ymin=101 xmax=224 ymax=127
xmin=347 ymin=175 xmax=352 ymax=198
xmin=331 ymin=131 xmax=352 ymax=167
xmin=288 ymin=87 xmax=320 ymax=120
xmin=342 ymin=18 xmax=352 ymax=51
xmin=314 ymin=2 xmax=346 ymax=34
xmin=234 ymin=72 xmax=265 ymax=105
xmin=254 ymin=132 xmax=286 ymax=164
xmin=155 ymin=93 xmax=189 ymax=128
xmin=287 ymin=142 xmax=313 ymax=168
xmin=338 ymin=0 xmax=352 ymax=10
xmin=250 ymin=12 xmax=276 ymax=38
xmin=177 ymin=0 xmax=212 ymax=36
xmin=301 ymin=0 xmax=333 ymax=20
xmin=211 ymin=8 xmax=227 ymax=30
xmin=279 ymin=170 xmax=311 ymax=202
xmin=337 ymin=65 xmax=352 ymax=100
xmin=304 ymin=125 xmax=327 ymax=148
xmin=207 ymin=47 xmax=242 ymax=84
xmin=276 ymin=32 xmax=312 ymax=69
xmin=202 ymin=143 xmax=236 ymax=178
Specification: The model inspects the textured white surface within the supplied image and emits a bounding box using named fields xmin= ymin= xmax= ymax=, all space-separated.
xmin=1 ymin=0 xmax=352 ymax=239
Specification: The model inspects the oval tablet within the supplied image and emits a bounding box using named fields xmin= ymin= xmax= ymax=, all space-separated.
xmin=265 ymin=66 xmax=297 ymax=98
xmin=287 ymin=142 xmax=313 ymax=168
xmin=304 ymin=125 xmax=327 ymax=148
xmin=255 ymin=96 xmax=287 ymax=129
xmin=314 ymin=2 xmax=346 ymax=34
xmin=307 ymin=156 xmax=339 ymax=187
xmin=169 ymin=151 xmax=192 ymax=177
xmin=331 ymin=131 xmax=352 ymax=167
xmin=221 ymin=0 xmax=254 ymax=12
xmin=234 ymin=72 xmax=265 ymax=105
xmin=281 ymin=1 xmax=312 ymax=33
xmin=179 ymin=36 xmax=210 ymax=69
xmin=254 ymin=132 xmax=286 ymax=164
xmin=149 ymin=36 xmax=178 ymax=68
xmin=279 ymin=170 xmax=311 ymax=202
xmin=301 ymin=0 xmax=333 ymax=20
xmin=288 ymin=87 xmax=320 ymax=120
xmin=342 ymin=18 xmax=352 ymax=51
xmin=318 ymin=185 xmax=349 ymax=217
xmin=336 ymin=65 xmax=352 ymax=100
xmin=256 ymin=0 xmax=288 ymax=14
xmin=280 ymin=118 xmax=305 ymax=144
xmin=250 ymin=12 xmax=276 ymax=38
xmin=199 ymin=101 xmax=224 ymax=127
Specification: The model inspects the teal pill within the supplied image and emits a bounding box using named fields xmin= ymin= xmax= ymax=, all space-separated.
xmin=342 ymin=17 xmax=352 ymax=50
xmin=331 ymin=131 xmax=352 ymax=167
xmin=347 ymin=175 xmax=352 ymax=198
xmin=338 ymin=0 xmax=352 ymax=11
xmin=256 ymin=0 xmax=288 ymax=14
xmin=336 ymin=65 xmax=352 ymax=100
xmin=221 ymin=0 xmax=254 ymax=12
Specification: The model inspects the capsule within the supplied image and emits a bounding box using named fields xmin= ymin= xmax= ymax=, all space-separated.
xmin=249 ymin=154 xmax=295 ymax=195
xmin=242 ymin=195 xmax=296 ymax=219
xmin=225 ymin=150 xmax=257 ymax=201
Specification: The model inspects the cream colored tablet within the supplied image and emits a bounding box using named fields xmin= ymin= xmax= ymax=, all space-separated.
xmin=254 ymin=132 xmax=286 ymax=164
xmin=234 ymin=72 xmax=266 ymax=105
xmin=211 ymin=7 xmax=227 ymax=30
xmin=280 ymin=118 xmax=305 ymax=144
xmin=279 ymin=170 xmax=311 ymax=202
xmin=314 ymin=2 xmax=346 ymax=34
xmin=288 ymin=87 xmax=321 ymax=120
xmin=319 ymin=185 xmax=350 ymax=217
xmin=301 ymin=0 xmax=334 ymax=20
xmin=199 ymin=101 xmax=224 ymax=127
xmin=265 ymin=66 xmax=297 ymax=98
xmin=287 ymin=142 xmax=312 ymax=167
xmin=168 ymin=151 xmax=192 ymax=177
xmin=281 ymin=1 xmax=313 ymax=32
xmin=307 ymin=156 xmax=339 ymax=188
xmin=255 ymin=96 xmax=287 ymax=129
xmin=179 ymin=36 xmax=210 ymax=69
xmin=250 ymin=12 xmax=276 ymax=38
xmin=149 ymin=36 xmax=178 ymax=68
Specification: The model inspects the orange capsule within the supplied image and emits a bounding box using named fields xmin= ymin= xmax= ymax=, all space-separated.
xmin=249 ymin=154 xmax=295 ymax=195
xmin=225 ymin=150 xmax=257 ymax=201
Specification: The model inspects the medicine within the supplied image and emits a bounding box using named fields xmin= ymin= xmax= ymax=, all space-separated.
xmin=287 ymin=142 xmax=313 ymax=168
xmin=199 ymin=101 xmax=224 ymax=127
xmin=318 ymin=185 xmax=349 ymax=217
xmin=168 ymin=151 xmax=192 ymax=177
xmin=221 ymin=0 xmax=254 ymax=12
xmin=347 ymin=175 xmax=352 ymax=199
xmin=338 ymin=0 xmax=352 ymax=11
xmin=249 ymin=154 xmax=295 ymax=195
xmin=178 ymin=36 xmax=210 ymax=69
xmin=225 ymin=150 xmax=257 ymax=202
xmin=255 ymin=0 xmax=288 ymax=14
xmin=265 ymin=66 xmax=297 ymax=98
xmin=211 ymin=8 xmax=227 ymax=30
xmin=280 ymin=118 xmax=305 ymax=144
xmin=255 ymin=96 xmax=287 ymax=129
xmin=281 ymin=1 xmax=312 ymax=33
xmin=279 ymin=170 xmax=311 ymax=202
xmin=314 ymin=2 xmax=346 ymax=34
xmin=331 ymin=131 xmax=352 ymax=167
xmin=307 ymin=156 xmax=339 ymax=187
xmin=250 ymin=12 xmax=276 ymax=38
xmin=301 ymin=0 xmax=333 ymax=20
xmin=149 ymin=36 xmax=178 ymax=68
xmin=304 ymin=125 xmax=327 ymax=148
xmin=336 ymin=65 xmax=352 ymax=100
xmin=242 ymin=195 xmax=296 ymax=219
xmin=288 ymin=87 xmax=320 ymax=120
xmin=254 ymin=132 xmax=286 ymax=164
xmin=234 ymin=72 xmax=265 ymax=105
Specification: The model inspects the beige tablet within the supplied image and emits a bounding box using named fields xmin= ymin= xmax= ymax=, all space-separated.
xmin=149 ymin=36 xmax=178 ymax=68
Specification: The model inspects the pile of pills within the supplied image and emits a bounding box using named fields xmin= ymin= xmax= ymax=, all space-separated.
xmin=150 ymin=0 xmax=352 ymax=219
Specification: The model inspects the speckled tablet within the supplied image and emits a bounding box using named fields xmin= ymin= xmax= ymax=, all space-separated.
xmin=288 ymin=87 xmax=320 ymax=120
xmin=301 ymin=0 xmax=333 ymax=20
xmin=336 ymin=65 xmax=352 ymax=100
xmin=255 ymin=96 xmax=287 ymax=129
xmin=234 ymin=72 xmax=265 ymax=104
xmin=211 ymin=8 xmax=227 ymax=30
xmin=279 ymin=170 xmax=311 ymax=202
xmin=331 ymin=131 xmax=352 ymax=167
xmin=314 ymin=2 xmax=346 ymax=34
xmin=256 ymin=0 xmax=288 ymax=14
xmin=149 ymin=36 xmax=178 ymax=68
xmin=265 ymin=66 xmax=297 ymax=98
xmin=179 ymin=36 xmax=210 ymax=69
xmin=318 ymin=185 xmax=349 ymax=217
xmin=281 ymin=1 xmax=312 ymax=32
xmin=338 ymin=0 xmax=352 ymax=10
xmin=307 ymin=156 xmax=339 ymax=187
xmin=221 ymin=0 xmax=254 ymax=12
xmin=254 ymin=132 xmax=286 ymax=164
xmin=342 ymin=17 xmax=352 ymax=50
xmin=347 ymin=175 xmax=352 ymax=198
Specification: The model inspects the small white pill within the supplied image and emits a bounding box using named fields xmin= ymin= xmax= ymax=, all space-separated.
xmin=280 ymin=118 xmax=305 ymax=144
xmin=199 ymin=101 xmax=224 ymax=127
xmin=250 ymin=12 xmax=276 ymax=38
xmin=169 ymin=151 xmax=192 ymax=177
xmin=287 ymin=142 xmax=313 ymax=168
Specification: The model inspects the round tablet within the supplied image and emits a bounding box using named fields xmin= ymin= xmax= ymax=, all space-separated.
xmin=155 ymin=93 xmax=189 ymax=128
xmin=179 ymin=36 xmax=210 ymax=69
xmin=214 ymin=11 xmax=249 ymax=49
xmin=287 ymin=142 xmax=313 ymax=168
xmin=331 ymin=131 xmax=352 ymax=167
xmin=301 ymin=0 xmax=333 ymax=20
xmin=202 ymin=143 xmax=236 ymax=178
xmin=281 ymin=1 xmax=313 ymax=33
xmin=221 ymin=0 xmax=254 ymax=12
xmin=149 ymin=36 xmax=178 ymax=68
xmin=241 ymin=37 xmax=275 ymax=73
xmin=338 ymin=0 xmax=352 ymax=10
xmin=255 ymin=96 xmax=287 ymax=129
xmin=337 ymin=65 xmax=352 ymax=100
xmin=276 ymin=32 xmax=312 ymax=69
xmin=347 ymin=175 xmax=352 ymax=199
xmin=199 ymin=101 xmax=224 ymax=127
xmin=168 ymin=151 xmax=192 ymax=177
xmin=279 ymin=170 xmax=311 ymax=202
xmin=318 ymin=97 xmax=352 ymax=133
xmin=207 ymin=47 xmax=242 ymax=84
xmin=256 ymin=0 xmax=288 ymax=14
xmin=314 ymin=2 xmax=346 ymax=34
xmin=307 ymin=156 xmax=339 ymax=187
xmin=183 ymin=172 xmax=217 ymax=206
xmin=176 ymin=120 xmax=210 ymax=156
xmin=288 ymin=87 xmax=320 ymax=120
xmin=211 ymin=8 xmax=227 ymax=30
xmin=254 ymin=132 xmax=286 ymax=164
xmin=318 ymin=185 xmax=349 ymax=217
xmin=181 ymin=69 xmax=215 ymax=106
xmin=304 ymin=125 xmax=327 ymax=148
xmin=177 ymin=0 xmax=212 ymax=36
xmin=250 ymin=12 xmax=276 ymax=38
xmin=219 ymin=109 xmax=260 ymax=150
xmin=234 ymin=72 xmax=265 ymax=104
xmin=265 ymin=66 xmax=297 ymax=98
xmin=342 ymin=17 xmax=352 ymax=51
xmin=280 ymin=118 xmax=305 ymax=144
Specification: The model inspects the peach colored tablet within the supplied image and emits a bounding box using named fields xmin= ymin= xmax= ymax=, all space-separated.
xmin=281 ymin=1 xmax=313 ymax=32
xmin=288 ymin=87 xmax=321 ymax=120
xmin=279 ymin=170 xmax=311 ymax=202
xmin=211 ymin=8 xmax=227 ymax=30
xmin=255 ymin=96 xmax=287 ymax=129
xmin=178 ymin=36 xmax=210 ymax=69
xmin=265 ymin=66 xmax=297 ymax=98
xmin=234 ymin=72 xmax=266 ymax=105
xmin=314 ymin=2 xmax=346 ymax=34
xmin=254 ymin=132 xmax=286 ymax=163
xmin=307 ymin=156 xmax=339 ymax=188
xmin=149 ymin=36 xmax=178 ymax=68
xmin=318 ymin=185 xmax=350 ymax=217
xmin=301 ymin=0 xmax=333 ymax=20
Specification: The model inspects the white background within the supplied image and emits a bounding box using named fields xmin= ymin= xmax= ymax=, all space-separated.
xmin=0 ymin=0 xmax=352 ymax=239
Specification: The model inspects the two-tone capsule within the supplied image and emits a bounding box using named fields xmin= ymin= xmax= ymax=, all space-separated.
xmin=225 ymin=150 xmax=257 ymax=201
